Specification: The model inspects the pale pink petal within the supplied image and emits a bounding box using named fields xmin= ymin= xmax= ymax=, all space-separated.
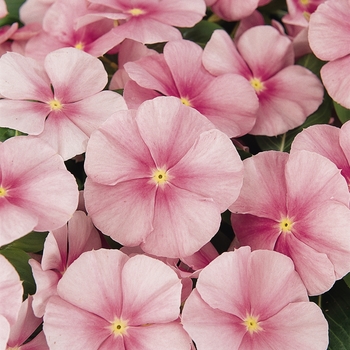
xmin=250 ymin=65 xmax=324 ymax=136
xmin=340 ymin=121 xmax=350 ymax=165
xmin=20 ymin=331 xmax=49 ymax=350
xmin=141 ymin=183 xmax=221 ymax=258
xmin=84 ymin=179 xmax=156 ymax=246
xmin=180 ymin=242 xmax=218 ymax=271
xmin=231 ymin=214 xmax=281 ymax=251
xmin=320 ymin=57 xmax=350 ymax=109
xmin=56 ymin=249 xmax=128 ymax=321
xmin=85 ymin=110 xmax=155 ymax=185
xmin=7 ymin=296 xmax=42 ymax=348
xmin=202 ymin=29 xmax=250 ymax=77
xmin=44 ymin=47 xmax=108 ymax=102
xmin=0 ymin=100 xmax=49 ymax=135
xmin=20 ymin=0 xmax=54 ymax=24
xmin=121 ymin=255 xmax=182 ymax=324
xmin=293 ymin=202 xmax=350 ymax=280
xmin=195 ymin=248 xmax=251 ymax=319
xmin=123 ymin=322 xmax=191 ymax=350
xmin=234 ymin=10 xmax=265 ymax=40
xmin=237 ymin=25 xmax=294 ymax=80
xmin=135 ymin=97 xmax=214 ymax=169
xmin=275 ymin=232 xmax=336 ymax=295
xmin=29 ymin=259 xmax=60 ymax=318
xmin=123 ymin=80 xmax=162 ymax=109
xmin=192 ymin=74 xmax=258 ymax=137
xmin=0 ymin=0 xmax=7 ymax=18
xmin=230 ymin=151 xmax=289 ymax=219
xmin=247 ymin=250 xmax=308 ymax=319
xmin=61 ymin=91 xmax=127 ymax=136
xmin=0 ymin=316 xmax=10 ymax=349
xmin=44 ymin=296 xmax=112 ymax=350
xmin=211 ymin=0 xmax=259 ymax=21
xmin=308 ymin=0 xmax=350 ymax=61
xmin=243 ymin=303 xmax=328 ymax=349
xmin=182 ymin=290 xmax=246 ymax=350
xmin=291 ymin=124 xmax=348 ymax=169
xmin=170 ymin=129 xmax=243 ymax=211
xmin=286 ymin=150 xmax=350 ymax=215
xmin=0 ymin=255 xmax=23 ymax=326
xmin=0 ymin=52 xmax=52 ymax=101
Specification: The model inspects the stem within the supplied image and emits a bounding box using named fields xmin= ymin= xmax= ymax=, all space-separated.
xmin=279 ymin=133 xmax=286 ymax=152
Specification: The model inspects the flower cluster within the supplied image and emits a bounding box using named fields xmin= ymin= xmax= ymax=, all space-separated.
xmin=0 ymin=0 xmax=349 ymax=349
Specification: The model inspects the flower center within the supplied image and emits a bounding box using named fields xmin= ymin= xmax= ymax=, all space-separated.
xmin=279 ymin=217 xmax=293 ymax=233
xmin=180 ymin=97 xmax=191 ymax=107
xmin=110 ymin=318 xmax=128 ymax=337
xmin=49 ymin=99 xmax=63 ymax=111
xmin=243 ymin=315 xmax=263 ymax=335
xmin=250 ymin=77 xmax=265 ymax=94
xmin=152 ymin=168 xmax=168 ymax=185
xmin=128 ymin=8 xmax=145 ymax=16
xmin=74 ymin=42 xmax=84 ymax=50
xmin=299 ymin=0 xmax=309 ymax=5
xmin=0 ymin=186 xmax=7 ymax=197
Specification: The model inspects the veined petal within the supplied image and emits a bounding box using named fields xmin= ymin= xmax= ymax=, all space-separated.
xmin=182 ymin=289 xmax=246 ymax=350
xmin=44 ymin=47 xmax=108 ymax=102
xmin=141 ymin=183 xmax=221 ymax=258
xmin=170 ymin=129 xmax=243 ymax=211
xmin=121 ymin=255 xmax=181 ymax=325
xmin=84 ymin=178 xmax=156 ymax=247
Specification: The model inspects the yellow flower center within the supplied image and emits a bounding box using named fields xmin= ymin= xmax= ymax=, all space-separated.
xmin=7 ymin=347 xmax=20 ymax=350
xmin=0 ymin=186 xmax=7 ymax=197
xmin=250 ymin=77 xmax=265 ymax=93
xmin=279 ymin=217 xmax=294 ymax=233
xmin=243 ymin=315 xmax=263 ymax=335
xmin=299 ymin=0 xmax=309 ymax=5
xmin=74 ymin=42 xmax=84 ymax=50
xmin=49 ymin=99 xmax=63 ymax=111
xmin=128 ymin=8 xmax=144 ymax=16
xmin=110 ymin=318 xmax=128 ymax=337
xmin=152 ymin=168 xmax=168 ymax=185
xmin=180 ymin=97 xmax=191 ymax=107
xmin=303 ymin=11 xmax=311 ymax=21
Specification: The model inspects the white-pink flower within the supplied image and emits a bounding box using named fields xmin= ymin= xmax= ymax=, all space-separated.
xmin=0 ymin=254 xmax=23 ymax=349
xmin=182 ymin=247 xmax=329 ymax=349
xmin=84 ymin=96 xmax=244 ymax=258
xmin=230 ymin=150 xmax=350 ymax=295
xmin=0 ymin=47 xmax=127 ymax=160
xmin=43 ymin=249 xmax=191 ymax=349
xmin=0 ymin=136 xmax=79 ymax=247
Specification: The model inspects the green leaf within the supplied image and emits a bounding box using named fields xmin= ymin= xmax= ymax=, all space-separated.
xmin=334 ymin=101 xmax=350 ymax=124
xmin=255 ymin=93 xmax=332 ymax=152
xmin=0 ymin=248 xmax=36 ymax=297
xmin=180 ymin=20 xmax=223 ymax=46
xmin=321 ymin=279 xmax=350 ymax=350
xmin=0 ymin=127 xmax=16 ymax=141
xmin=5 ymin=0 xmax=26 ymax=20
xmin=4 ymin=231 xmax=48 ymax=253
xmin=343 ymin=273 xmax=350 ymax=289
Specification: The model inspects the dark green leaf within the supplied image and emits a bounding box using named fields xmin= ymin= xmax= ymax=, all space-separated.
xmin=255 ymin=93 xmax=332 ymax=152
xmin=343 ymin=273 xmax=350 ymax=289
xmin=180 ymin=20 xmax=223 ymax=46
xmin=5 ymin=0 xmax=26 ymax=20
xmin=0 ymin=127 xmax=16 ymax=141
xmin=297 ymin=52 xmax=327 ymax=78
xmin=5 ymin=231 xmax=48 ymax=253
xmin=334 ymin=101 xmax=350 ymax=124
xmin=0 ymin=248 xmax=36 ymax=297
xmin=322 ymin=279 xmax=350 ymax=350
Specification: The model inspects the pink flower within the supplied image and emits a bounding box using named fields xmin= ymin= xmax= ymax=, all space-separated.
xmin=43 ymin=249 xmax=191 ymax=349
xmin=230 ymin=150 xmax=350 ymax=295
xmin=78 ymin=0 xmax=206 ymax=47
xmin=24 ymin=0 xmax=118 ymax=61
xmin=291 ymin=121 xmax=350 ymax=188
xmin=0 ymin=136 xmax=78 ymax=247
xmin=19 ymin=0 xmax=55 ymax=25
xmin=182 ymin=247 xmax=329 ymax=349
xmin=123 ymin=39 xmax=259 ymax=137
xmin=0 ymin=0 xmax=7 ymax=18
xmin=30 ymin=210 xmax=102 ymax=317
xmin=6 ymin=296 xmax=48 ymax=350
xmin=0 ymin=254 xmax=23 ymax=349
xmin=84 ymin=96 xmax=244 ymax=258
xmin=0 ymin=47 xmax=127 ymax=160
xmin=308 ymin=0 xmax=350 ymax=108
xmin=202 ymin=26 xmax=324 ymax=136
